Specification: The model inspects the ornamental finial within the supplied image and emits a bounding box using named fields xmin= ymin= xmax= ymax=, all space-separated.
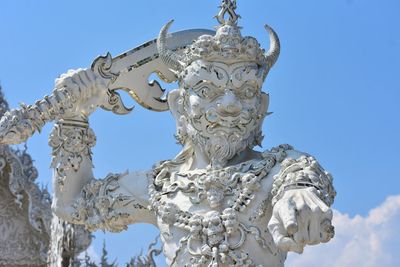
xmin=216 ymin=0 xmax=240 ymax=25
xmin=157 ymin=0 xmax=280 ymax=80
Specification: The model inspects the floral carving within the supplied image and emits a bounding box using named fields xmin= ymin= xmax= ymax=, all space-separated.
xmin=0 ymin=147 xmax=51 ymax=266
xmin=72 ymin=172 xmax=147 ymax=232
xmin=49 ymin=120 xmax=96 ymax=187
xmin=271 ymin=155 xmax=336 ymax=206
xmin=149 ymin=146 xmax=290 ymax=266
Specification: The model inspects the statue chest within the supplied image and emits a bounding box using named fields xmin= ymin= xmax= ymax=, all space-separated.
xmin=148 ymin=150 xmax=288 ymax=266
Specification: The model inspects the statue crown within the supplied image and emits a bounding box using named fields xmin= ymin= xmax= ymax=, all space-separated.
xmin=157 ymin=0 xmax=280 ymax=81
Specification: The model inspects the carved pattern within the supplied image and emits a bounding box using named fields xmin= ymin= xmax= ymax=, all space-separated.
xmin=158 ymin=3 xmax=279 ymax=80
xmin=149 ymin=145 xmax=291 ymax=266
xmin=91 ymin=52 xmax=133 ymax=115
xmin=0 ymin=88 xmax=91 ymax=266
xmin=271 ymin=155 xmax=336 ymax=206
xmin=127 ymin=236 xmax=163 ymax=267
xmin=216 ymin=0 xmax=239 ymax=25
xmin=49 ymin=120 xmax=96 ymax=187
xmin=0 ymin=145 xmax=51 ymax=265
xmin=0 ymin=85 xmax=80 ymax=145
xmin=0 ymin=185 xmax=48 ymax=266
xmin=72 ymin=172 xmax=147 ymax=232
xmin=48 ymin=216 xmax=92 ymax=267
xmin=158 ymin=152 xmax=277 ymax=209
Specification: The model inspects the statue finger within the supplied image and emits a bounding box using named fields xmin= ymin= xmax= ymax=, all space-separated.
xmin=77 ymin=70 xmax=92 ymax=99
xmin=303 ymin=191 xmax=322 ymax=212
xmin=85 ymin=68 xmax=96 ymax=83
xmin=307 ymin=217 xmax=321 ymax=245
xmin=84 ymin=69 xmax=97 ymax=93
xmin=278 ymin=199 xmax=298 ymax=235
xmin=268 ymin=215 xmax=303 ymax=253
xmin=55 ymin=75 xmax=74 ymax=89
xmin=322 ymin=208 xmax=333 ymax=221
xmin=307 ymin=188 xmax=330 ymax=213
xmin=293 ymin=217 xmax=309 ymax=246
xmin=320 ymin=218 xmax=335 ymax=243
xmin=59 ymin=78 xmax=80 ymax=96
xmin=293 ymin=204 xmax=312 ymax=245
xmin=56 ymin=69 xmax=76 ymax=85
xmin=278 ymin=236 xmax=304 ymax=254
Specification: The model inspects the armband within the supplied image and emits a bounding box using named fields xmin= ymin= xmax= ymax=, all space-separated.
xmin=48 ymin=119 xmax=96 ymax=187
xmin=271 ymin=155 xmax=336 ymax=206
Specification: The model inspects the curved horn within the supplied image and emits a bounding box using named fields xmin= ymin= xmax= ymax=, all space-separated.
xmin=264 ymin=24 xmax=281 ymax=70
xmin=157 ymin=20 xmax=184 ymax=74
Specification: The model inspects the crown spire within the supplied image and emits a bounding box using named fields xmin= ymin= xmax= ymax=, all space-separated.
xmin=157 ymin=0 xmax=280 ymax=80
xmin=216 ymin=0 xmax=240 ymax=25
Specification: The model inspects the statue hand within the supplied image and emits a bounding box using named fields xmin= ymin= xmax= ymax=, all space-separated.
xmin=268 ymin=187 xmax=334 ymax=254
xmin=54 ymin=68 xmax=108 ymax=119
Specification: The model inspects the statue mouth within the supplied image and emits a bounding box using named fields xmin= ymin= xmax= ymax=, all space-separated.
xmin=204 ymin=109 xmax=253 ymax=127
xmin=205 ymin=122 xmax=251 ymax=136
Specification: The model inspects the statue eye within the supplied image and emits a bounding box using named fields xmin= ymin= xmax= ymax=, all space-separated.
xmin=198 ymin=86 xmax=215 ymax=99
xmin=243 ymin=87 xmax=256 ymax=99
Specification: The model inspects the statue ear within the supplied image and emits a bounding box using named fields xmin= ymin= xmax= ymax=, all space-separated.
xmin=168 ymin=89 xmax=187 ymax=144
xmin=168 ymin=89 xmax=183 ymax=120
xmin=260 ymin=92 xmax=270 ymax=116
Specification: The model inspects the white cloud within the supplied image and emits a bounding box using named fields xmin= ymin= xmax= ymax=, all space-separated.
xmin=286 ymin=195 xmax=400 ymax=267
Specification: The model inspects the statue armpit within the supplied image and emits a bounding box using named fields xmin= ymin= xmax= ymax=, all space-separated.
xmin=271 ymin=155 xmax=336 ymax=207
xmin=71 ymin=172 xmax=150 ymax=232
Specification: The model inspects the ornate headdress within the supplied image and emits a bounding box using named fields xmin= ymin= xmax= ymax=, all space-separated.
xmin=157 ymin=0 xmax=280 ymax=80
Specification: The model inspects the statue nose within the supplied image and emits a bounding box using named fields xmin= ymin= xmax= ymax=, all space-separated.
xmin=217 ymin=91 xmax=242 ymax=115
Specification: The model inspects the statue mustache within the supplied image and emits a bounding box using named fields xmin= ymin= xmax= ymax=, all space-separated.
xmin=201 ymin=109 xmax=254 ymax=136
xmin=204 ymin=108 xmax=253 ymax=127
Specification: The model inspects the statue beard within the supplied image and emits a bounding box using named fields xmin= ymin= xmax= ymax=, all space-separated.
xmin=184 ymin=109 xmax=262 ymax=168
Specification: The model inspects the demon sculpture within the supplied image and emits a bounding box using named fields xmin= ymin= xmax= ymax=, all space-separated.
xmin=0 ymin=1 xmax=336 ymax=266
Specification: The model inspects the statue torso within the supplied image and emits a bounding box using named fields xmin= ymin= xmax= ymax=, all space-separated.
xmin=149 ymin=145 xmax=292 ymax=267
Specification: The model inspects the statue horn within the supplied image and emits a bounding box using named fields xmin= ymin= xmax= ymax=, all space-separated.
xmin=157 ymin=20 xmax=184 ymax=74
xmin=264 ymin=24 xmax=281 ymax=72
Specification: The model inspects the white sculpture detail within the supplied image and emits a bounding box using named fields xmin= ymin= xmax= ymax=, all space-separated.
xmin=0 ymin=1 xmax=336 ymax=266
xmin=0 ymin=88 xmax=92 ymax=267
xmin=0 ymin=144 xmax=51 ymax=266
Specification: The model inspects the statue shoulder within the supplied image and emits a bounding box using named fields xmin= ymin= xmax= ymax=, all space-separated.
xmin=262 ymin=144 xmax=331 ymax=171
xmin=262 ymin=144 xmax=310 ymax=163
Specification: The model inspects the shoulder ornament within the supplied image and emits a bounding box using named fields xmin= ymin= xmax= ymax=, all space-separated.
xmin=71 ymin=172 xmax=147 ymax=232
xmin=271 ymin=155 xmax=336 ymax=206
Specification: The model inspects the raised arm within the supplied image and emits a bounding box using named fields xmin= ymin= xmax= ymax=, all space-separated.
xmin=47 ymin=69 xmax=156 ymax=232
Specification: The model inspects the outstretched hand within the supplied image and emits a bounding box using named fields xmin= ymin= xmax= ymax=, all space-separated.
xmin=268 ymin=187 xmax=334 ymax=254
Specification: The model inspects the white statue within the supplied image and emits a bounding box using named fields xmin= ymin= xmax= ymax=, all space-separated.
xmin=0 ymin=1 xmax=336 ymax=266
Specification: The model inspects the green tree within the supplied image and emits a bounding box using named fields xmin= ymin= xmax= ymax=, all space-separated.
xmin=100 ymin=240 xmax=117 ymax=267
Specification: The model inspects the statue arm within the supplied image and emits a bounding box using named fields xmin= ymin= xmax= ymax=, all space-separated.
xmin=0 ymin=67 xmax=156 ymax=231
xmin=50 ymin=119 xmax=156 ymax=232
xmin=42 ymin=69 xmax=157 ymax=232
xmin=267 ymin=149 xmax=336 ymax=253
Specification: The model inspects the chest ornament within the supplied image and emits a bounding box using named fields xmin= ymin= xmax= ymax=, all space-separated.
xmin=148 ymin=145 xmax=291 ymax=266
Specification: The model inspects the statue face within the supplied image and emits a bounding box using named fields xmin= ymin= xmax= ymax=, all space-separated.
xmin=173 ymin=60 xmax=268 ymax=167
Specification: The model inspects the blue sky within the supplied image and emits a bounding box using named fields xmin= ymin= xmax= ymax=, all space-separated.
xmin=1 ymin=0 xmax=399 ymax=266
